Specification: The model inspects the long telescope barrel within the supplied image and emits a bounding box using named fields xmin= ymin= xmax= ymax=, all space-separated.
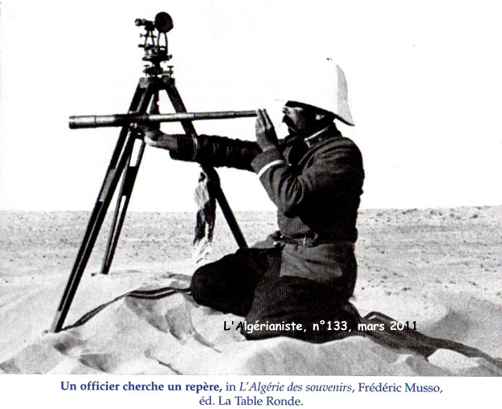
xmin=69 ymin=110 xmax=257 ymax=129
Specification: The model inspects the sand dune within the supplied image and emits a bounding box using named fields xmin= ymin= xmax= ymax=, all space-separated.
xmin=0 ymin=207 xmax=501 ymax=375
xmin=1 ymin=274 xmax=501 ymax=376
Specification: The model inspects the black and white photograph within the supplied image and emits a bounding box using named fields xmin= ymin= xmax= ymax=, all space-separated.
xmin=1 ymin=0 xmax=501 ymax=405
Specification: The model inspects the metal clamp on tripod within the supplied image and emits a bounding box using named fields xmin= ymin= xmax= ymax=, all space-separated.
xmin=50 ymin=12 xmax=254 ymax=333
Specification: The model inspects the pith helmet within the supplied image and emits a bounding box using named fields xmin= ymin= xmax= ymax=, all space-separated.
xmin=285 ymin=58 xmax=355 ymax=126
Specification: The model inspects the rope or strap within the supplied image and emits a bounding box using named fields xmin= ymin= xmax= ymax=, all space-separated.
xmin=62 ymin=293 xmax=502 ymax=373
xmin=357 ymin=311 xmax=502 ymax=370
xmin=63 ymin=285 xmax=191 ymax=331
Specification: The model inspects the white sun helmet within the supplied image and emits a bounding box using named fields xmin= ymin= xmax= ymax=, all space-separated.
xmin=281 ymin=58 xmax=355 ymax=126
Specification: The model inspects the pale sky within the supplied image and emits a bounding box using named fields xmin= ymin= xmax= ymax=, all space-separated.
xmin=1 ymin=0 xmax=501 ymax=211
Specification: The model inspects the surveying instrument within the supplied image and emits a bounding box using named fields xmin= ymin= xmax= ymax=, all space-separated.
xmin=51 ymin=12 xmax=253 ymax=333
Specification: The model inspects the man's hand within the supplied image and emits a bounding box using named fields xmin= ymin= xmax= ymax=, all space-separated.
xmin=255 ymin=109 xmax=278 ymax=152
xmin=140 ymin=123 xmax=177 ymax=151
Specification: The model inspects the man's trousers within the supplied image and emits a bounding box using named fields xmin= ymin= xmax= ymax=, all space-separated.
xmin=190 ymin=247 xmax=360 ymax=342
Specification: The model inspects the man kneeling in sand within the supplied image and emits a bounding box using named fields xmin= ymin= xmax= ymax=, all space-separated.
xmin=142 ymin=61 xmax=365 ymax=342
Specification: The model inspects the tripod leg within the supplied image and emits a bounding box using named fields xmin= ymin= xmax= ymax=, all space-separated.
xmin=50 ymin=80 xmax=154 ymax=332
xmin=163 ymin=78 xmax=248 ymax=249
xmin=100 ymin=91 xmax=161 ymax=275
xmin=205 ymin=168 xmax=248 ymax=249
xmin=99 ymin=138 xmax=146 ymax=275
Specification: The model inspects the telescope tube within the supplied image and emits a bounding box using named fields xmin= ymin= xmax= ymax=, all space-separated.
xmin=69 ymin=110 xmax=257 ymax=129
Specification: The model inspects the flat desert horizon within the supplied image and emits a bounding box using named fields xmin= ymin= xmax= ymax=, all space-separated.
xmin=0 ymin=206 xmax=501 ymax=375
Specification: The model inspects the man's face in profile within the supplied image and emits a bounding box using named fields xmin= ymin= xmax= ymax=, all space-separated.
xmin=282 ymin=102 xmax=309 ymax=135
xmin=282 ymin=101 xmax=325 ymax=136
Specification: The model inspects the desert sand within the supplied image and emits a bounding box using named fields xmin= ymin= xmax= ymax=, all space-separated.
xmin=0 ymin=207 xmax=501 ymax=375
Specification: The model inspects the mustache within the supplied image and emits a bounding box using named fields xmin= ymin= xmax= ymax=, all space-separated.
xmin=282 ymin=116 xmax=296 ymax=130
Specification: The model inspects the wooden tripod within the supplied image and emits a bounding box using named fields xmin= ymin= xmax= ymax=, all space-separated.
xmin=50 ymin=72 xmax=248 ymax=332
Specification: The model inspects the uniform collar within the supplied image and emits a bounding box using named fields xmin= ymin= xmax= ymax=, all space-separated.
xmin=304 ymin=124 xmax=339 ymax=148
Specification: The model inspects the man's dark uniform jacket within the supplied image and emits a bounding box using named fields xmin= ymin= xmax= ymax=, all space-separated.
xmin=169 ymin=123 xmax=365 ymax=341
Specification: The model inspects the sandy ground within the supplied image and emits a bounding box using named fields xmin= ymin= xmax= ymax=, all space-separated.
xmin=0 ymin=206 xmax=501 ymax=374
